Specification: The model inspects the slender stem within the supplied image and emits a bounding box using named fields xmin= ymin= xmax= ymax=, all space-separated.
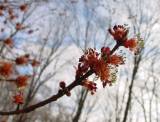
xmin=110 ymin=44 xmax=119 ymax=55
xmin=0 ymin=78 xmax=15 ymax=82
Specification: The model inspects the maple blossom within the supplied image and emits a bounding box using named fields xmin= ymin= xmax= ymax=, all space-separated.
xmin=124 ymin=38 xmax=137 ymax=49
xmin=95 ymin=59 xmax=110 ymax=82
xmin=108 ymin=25 xmax=144 ymax=54
xmin=101 ymin=47 xmax=110 ymax=56
xmin=15 ymin=54 xmax=29 ymax=65
xmin=16 ymin=75 xmax=29 ymax=88
xmin=124 ymin=37 xmax=144 ymax=54
xmin=75 ymin=44 xmax=124 ymax=93
xmin=13 ymin=93 xmax=24 ymax=104
xmin=107 ymin=55 xmax=124 ymax=65
xmin=82 ymin=80 xmax=97 ymax=95
xmin=74 ymin=25 xmax=144 ymax=94
xmin=76 ymin=48 xmax=99 ymax=79
xmin=108 ymin=25 xmax=128 ymax=43
xmin=4 ymin=38 xmax=14 ymax=47
xmin=0 ymin=62 xmax=13 ymax=77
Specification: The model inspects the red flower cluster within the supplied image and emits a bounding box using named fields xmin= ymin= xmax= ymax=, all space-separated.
xmin=108 ymin=25 xmax=143 ymax=54
xmin=15 ymin=54 xmax=29 ymax=65
xmin=13 ymin=93 xmax=24 ymax=104
xmin=4 ymin=38 xmax=14 ymax=47
xmin=76 ymin=48 xmax=99 ymax=79
xmin=16 ymin=75 xmax=29 ymax=88
xmin=124 ymin=38 xmax=141 ymax=54
xmin=107 ymin=55 xmax=124 ymax=65
xmin=0 ymin=62 xmax=13 ymax=77
xmin=82 ymin=80 xmax=97 ymax=95
xmin=15 ymin=54 xmax=40 ymax=67
xmin=101 ymin=47 xmax=124 ymax=65
xmin=74 ymin=25 xmax=143 ymax=94
xmin=76 ymin=47 xmax=123 ymax=93
xmin=108 ymin=25 xmax=128 ymax=43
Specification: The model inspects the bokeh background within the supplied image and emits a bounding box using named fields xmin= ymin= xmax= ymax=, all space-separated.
xmin=0 ymin=0 xmax=160 ymax=122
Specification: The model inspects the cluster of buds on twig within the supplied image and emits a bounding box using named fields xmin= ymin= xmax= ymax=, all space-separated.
xmin=59 ymin=81 xmax=71 ymax=96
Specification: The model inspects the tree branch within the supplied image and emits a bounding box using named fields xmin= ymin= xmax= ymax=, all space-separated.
xmin=0 ymin=44 xmax=119 ymax=115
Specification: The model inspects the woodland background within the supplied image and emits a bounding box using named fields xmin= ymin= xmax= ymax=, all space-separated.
xmin=0 ymin=0 xmax=160 ymax=122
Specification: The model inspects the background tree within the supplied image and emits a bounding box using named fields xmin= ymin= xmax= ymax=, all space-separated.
xmin=0 ymin=0 xmax=159 ymax=122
